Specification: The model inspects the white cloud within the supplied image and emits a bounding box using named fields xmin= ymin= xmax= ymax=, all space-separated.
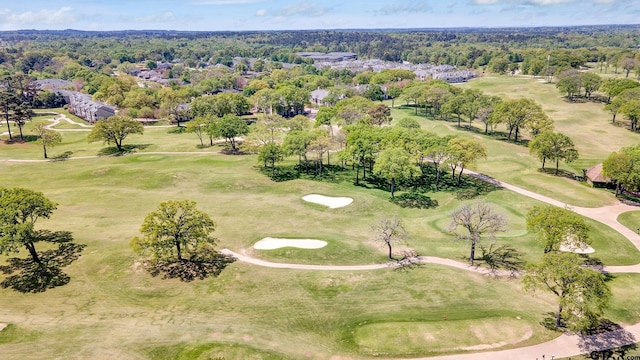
xmin=374 ymin=2 xmax=433 ymax=15
xmin=189 ymin=0 xmax=266 ymax=5
xmin=256 ymin=9 xmax=267 ymax=16
xmin=135 ymin=11 xmax=176 ymax=23
xmin=471 ymin=0 xmax=501 ymax=4
xmin=523 ymin=0 xmax=575 ymax=4
xmin=281 ymin=2 xmax=328 ymax=17
xmin=0 ymin=7 xmax=75 ymax=26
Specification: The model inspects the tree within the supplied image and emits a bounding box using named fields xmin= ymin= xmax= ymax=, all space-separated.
xmin=490 ymin=98 xmax=549 ymax=142
xmin=528 ymin=132 xmax=578 ymax=174
xmin=580 ymin=72 xmax=602 ymax=99
xmin=556 ymin=70 xmax=582 ymax=99
xmin=366 ymin=104 xmax=392 ymax=126
xmin=603 ymin=145 xmax=640 ymax=196
xmin=371 ymin=216 xmax=408 ymax=260
xmin=87 ymin=115 xmax=144 ymax=152
xmin=283 ymin=130 xmax=314 ymax=173
xmin=186 ymin=116 xmax=209 ymax=147
xmin=210 ymin=114 xmax=249 ymax=152
xmin=619 ymin=99 xmax=640 ymax=131
xmin=448 ymin=202 xmax=508 ymax=265
xmin=447 ymin=137 xmax=487 ymax=186
xmin=0 ymin=187 xmax=59 ymax=264
xmin=422 ymin=135 xmax=452 ymax=191
xmin=622 ymin=57 xmax=637 ymax=78
xmin=33 ymin=121 xmax=62 ymax=159
xmin=600 ymin=78 xmax=640 ymax=103
xmin=258 ymin=142 xmax=284 ymax=171
xmin=131 ymin=200 xmax=216 ymax=263
xmin=524 ymin=252 xmax=611 ymax=332
xmin=362 ymin=85 xmax=384 ymax=102
xmin=604 ymin=87 xmax=640 ymax=124
xmin=387 ymin=85 xmax=403 ymax=108
xmin=526 ymin=205 xmax=590 ymax=253
xmin=373 ymin=147 xmax=419 ymax=198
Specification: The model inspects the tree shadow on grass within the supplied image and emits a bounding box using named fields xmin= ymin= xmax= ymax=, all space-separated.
xmin=537 ymin=167 xmax=578 ymax=180
xmin=390 ymin=192 xmax=439 ymax=209
xmin=145 ymin=252 xmax=236 ymax=282
xmin=578 ymin=319 xmax=637 ymax=358
xmin=49 ymin=151 xmax=74 ymax=162
xmin=0 ymin=242 xmax=86 ymax=293
xmin=97 ymin=144 xmax=151 ymax=156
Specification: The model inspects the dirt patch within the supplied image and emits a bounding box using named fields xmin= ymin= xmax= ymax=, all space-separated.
xmin=242 ymin=334 xmax=253 ymax=341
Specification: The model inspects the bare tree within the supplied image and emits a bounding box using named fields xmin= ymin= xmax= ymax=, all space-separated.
xmin=448 ymin=202 xmax=508 ymax=265
xmin=371 ymin=216 xmax=408 ymax=260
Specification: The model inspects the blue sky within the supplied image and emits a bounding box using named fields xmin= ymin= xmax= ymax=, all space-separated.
xmin=0 ymin=0 xmax=638 ymax=31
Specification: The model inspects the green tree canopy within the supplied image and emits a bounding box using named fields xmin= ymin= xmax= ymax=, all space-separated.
xmin=0 ymin=187 xmax=59 ymax=264
xmin=210 ymin=114 xmax=249 ymax=152
xmin=131 ymin=200 xmax=216 ymax=263
xmin=373 ymin=147 xmax=419 ymax=198
xmin=526 ymin=205 xmax=590 ymax=253
xmin=87 ymin=115 xmax=144 ymax=152
xmin=524 ymin=252 xmax=611 ymax=332
xmin=528 ymin=131 xmax=578 ymax=174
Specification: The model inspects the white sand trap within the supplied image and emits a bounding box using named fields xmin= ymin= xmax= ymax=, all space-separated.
xmin=0 ymin=323 xmax=6 ymax=332
xmin=254 ymin=237 xmax=328 ymax=250
xmin=559 ymin=243 xmax=595 ymax=254
xmin=302 ymin=194 xmax=353 ymax=209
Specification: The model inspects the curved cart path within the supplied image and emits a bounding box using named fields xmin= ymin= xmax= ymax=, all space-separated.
xmin=223 ymin=170 xmax=640 ymax=360
xmin=3 ymin=123 xmax=640 ymax=358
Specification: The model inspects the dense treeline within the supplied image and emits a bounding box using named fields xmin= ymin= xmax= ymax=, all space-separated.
xmin=2 ymin=25 xmax=640 ymax=76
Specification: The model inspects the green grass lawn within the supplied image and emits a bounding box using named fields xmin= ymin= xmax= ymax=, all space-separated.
xmin=619 ymin=211 xmax=640 ymax=234
xmin=390 ymin=73 xmax=640 ymax=208
xmin=1 ymin=95 xmax=640 ymax=359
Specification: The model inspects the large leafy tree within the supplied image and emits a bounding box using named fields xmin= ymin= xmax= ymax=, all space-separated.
xmin=131 ymin=200 xmax=216 ymax=263
xmin=447 ymin=137 xmax=487 ymax=186
xmin=555 ymin=70 xmax=582 ymax=99
xmin=210 ymin=114 xmax=249 ymax=152
xmin=528 ymin=131 xmax=578 ymax=174
xmin=0 ymin=187 xmax=59 ymax=264
xmin=580 ymin=72 xmax=602 ymax=99
xmin=603 ymin=145 xmax=640 ymax=195
xmin=448 ymin=202 xmax=508 ymax=265
xmin=373 ymin=147 xmax=419 ymax=198
xmin=87 ymin=115 xmax=144 ymax=151
xmin=524 ymin=252 xmax=611 ymax=332
xmin=258 ymin=142 xmax=284 ymax=171
xmin=490 ymin=98 xmax=549 ymax=142
xmin=526 ymin=205 xmax=590 ymax=253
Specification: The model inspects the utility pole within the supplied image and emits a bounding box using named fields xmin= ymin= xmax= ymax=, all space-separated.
xmin=545 ymin=54 xmax=551 ymax=83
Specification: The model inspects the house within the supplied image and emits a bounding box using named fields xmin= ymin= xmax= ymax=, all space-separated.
xmin=311 ymin=88 xmax=330 ymax=106
xmin=584 ymin=163 xmax=614 ymax=188
xmin=57 ymin=90 xmax=116 ymax=123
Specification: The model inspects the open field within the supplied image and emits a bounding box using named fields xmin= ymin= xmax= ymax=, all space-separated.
xmin=2 ymin=81 xmax=640 ymax=359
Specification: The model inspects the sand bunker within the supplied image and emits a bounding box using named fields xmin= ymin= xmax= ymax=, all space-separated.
xmin=302 ymin=194 xmax=353 ymax=209
xmin=254 ymin=237 xmax=328 ymax=250
xmin=559 ymin=243 xmax=595 ymax=254
xmin=0 ymin=323 xmax=6 ymax=332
